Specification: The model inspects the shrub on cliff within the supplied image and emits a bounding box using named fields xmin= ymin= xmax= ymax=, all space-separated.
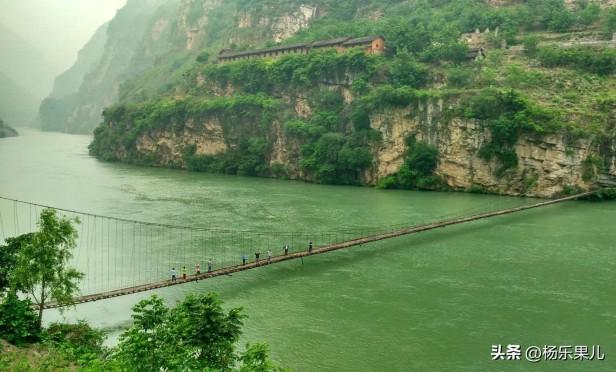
xmin=377 ymin=136 xmax=444 ymax=191
xmin=463 ymin=89 xmax=561 ymax=176
xmin=536 ymin=46 xmax=616 ymax=76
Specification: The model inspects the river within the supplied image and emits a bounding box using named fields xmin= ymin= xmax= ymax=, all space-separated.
xmin=1 ymin=129 xmax=614 ymax=371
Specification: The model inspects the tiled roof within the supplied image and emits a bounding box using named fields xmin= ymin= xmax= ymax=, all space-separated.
xmin=342 ymin=35 xmax=383 ymax=46
xmin=312 ymin=37 xmax=351 ymax=47
xmin=218 ymin=35 xmax=384 ymax=60
xmin=219 ymin=43 xmax=309 ymax=59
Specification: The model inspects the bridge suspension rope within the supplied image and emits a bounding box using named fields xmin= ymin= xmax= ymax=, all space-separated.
xmin=0 ymin=190 xmax=595 ymax=305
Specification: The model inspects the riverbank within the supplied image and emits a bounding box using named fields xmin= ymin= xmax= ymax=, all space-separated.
xmin=1 ymin=129 xmax=615 ymax=371
xmin=0 ymin=120 xmax=18 ymax=138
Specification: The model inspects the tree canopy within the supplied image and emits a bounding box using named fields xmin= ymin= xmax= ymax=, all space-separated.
xmin=10 ymin=208 xmax=83 ymax=329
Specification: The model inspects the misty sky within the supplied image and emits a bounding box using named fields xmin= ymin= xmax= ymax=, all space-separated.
xmin=0 ymin=0 xmax=127 ymax=74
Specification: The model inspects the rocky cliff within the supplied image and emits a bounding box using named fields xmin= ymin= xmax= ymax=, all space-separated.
xmin=88 ymin=0 xmax=616 ymax=197
xmin=369 ymin=101 xmax=606 ymax=197
xmin=38 ymin=0 xmax=174 ymax=133
xmin=39 ymin=0 xmax=327 ymax=133
xmin=92 ymin=89 xmax=615 ymax=198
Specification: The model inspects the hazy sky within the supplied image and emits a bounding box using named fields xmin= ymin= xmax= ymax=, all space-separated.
xmin=0 ymin=0 xmax=127 ymax=74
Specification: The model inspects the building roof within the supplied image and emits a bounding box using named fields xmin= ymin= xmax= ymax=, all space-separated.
xmin=312 ymin=37 xmax=351 ymax=47
xmin=219 ymin=43 xmax=309 ymax=59
xmin=218 ymin=35 xmax=385 ymax=60
xmin=342 ymin=35 xmax=383 ymax=46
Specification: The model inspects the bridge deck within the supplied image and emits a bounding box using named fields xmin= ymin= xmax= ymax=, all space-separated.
xmin=42 ymin=191 xmax=597 ymax=309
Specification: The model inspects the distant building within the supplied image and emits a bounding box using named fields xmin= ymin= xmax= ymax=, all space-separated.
xmin=218 ymin=36 xmax=385 ymax=63
xmin=462 ymin=28 xmax=491 ymax=49
xmin=461 ymin=28 xmax=498 ymax=60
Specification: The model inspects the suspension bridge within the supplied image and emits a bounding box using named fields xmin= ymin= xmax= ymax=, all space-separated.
xmin=0 ymin=191 xmax=598 ymax=309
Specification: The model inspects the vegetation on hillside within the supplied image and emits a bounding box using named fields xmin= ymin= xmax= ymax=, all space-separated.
xmin=0 ymin=209 xmax=283 ymax=371
xmin=89 ymin=0 xmax=616 ymax=192
xmin=1 ymin=294 xmax=284 ymax=371
xmin=0 ymin=209 xmax=83 ymax=336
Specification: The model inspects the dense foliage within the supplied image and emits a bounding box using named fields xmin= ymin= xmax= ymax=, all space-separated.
xmin=0 ymin=211 xmax=283 ymax=370
xmin=462 ymin=90 xmax=561 ymax=175
xmin=0 ymin=294 xmax=40 ymax=345
xmin=90 ymin=0 xmax=616 ymax=191
xmin=0 ymin=233 xmax=33 ymax=294
xmin=112 ymin=294 xmax=249 ymax=371
xmin=1 ymin=293 xmax=283 ymax=371
xmin=377 ymin=136 xmax=444 ymax=190
xmin=12 ymin=209 xmax=83 ymax=329
xmin=194 ymin=48 xmax=381 ymax=94
xmin=536 ymin=46 xmax=616 ymax=76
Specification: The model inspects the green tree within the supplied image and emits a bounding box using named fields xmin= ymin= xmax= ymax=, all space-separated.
xmin=114 ymin=293 xmax=282 ymax=371
xmin=0 ymin=293 xmax=40 ymax=345
xmin=0 ymin=233 xmax=34 ymax=294
xmin=523 ymin=35 xmax=540 ymax=56
xmin=447 ymin=67 xmax=473 ymax=88
xmin=377 ymin=136 xmax=442 ymax=191
xmin=11 ymin=209 xmax=83 ymax=330
xmin=197 ymin=50 xmax=211 ymax=63
xmin=239 ymin=343 xmax=284 ymax=372
xmin=389 ymin=53 xmax=428 ymax=88
xmin=577 ymin=2 xmax=600 ymax=26
xmin=602 ymin=7 xmax=616 ymax=38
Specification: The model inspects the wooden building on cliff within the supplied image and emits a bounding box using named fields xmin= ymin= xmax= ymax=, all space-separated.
xmin=218 ymin=35 xmax=385 ymax=63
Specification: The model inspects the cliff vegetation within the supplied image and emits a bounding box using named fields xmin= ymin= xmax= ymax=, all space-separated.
xmin=86 ymin=0 xmax=616 ymax=196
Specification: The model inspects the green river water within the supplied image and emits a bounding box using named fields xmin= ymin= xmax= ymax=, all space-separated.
xmin=0 ymin=129 xmax=614 ymax=371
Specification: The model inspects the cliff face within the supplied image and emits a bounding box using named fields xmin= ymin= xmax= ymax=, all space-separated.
xmin=48 ymin=23 xmax=109 ymax=100
xmin=135 ymin=118 xmax=228 ymax=166
xmin=38 ymin=0 xmax=172 ymax=133
xmin=108 ymin=93 xmax=613 ymax=198
xmin=88 ymin=0 xmax=616 ymax=196
xmin=369 ymin=102 xmax=601 ymax=197
xmin=39 ymin=0 xmax=324 ymax=134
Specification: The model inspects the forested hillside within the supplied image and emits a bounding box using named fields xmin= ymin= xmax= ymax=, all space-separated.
xmin=81 ymin=0 xmax=615 ymax=196
xmin=38 ymin=0 xmax=176 ymax=133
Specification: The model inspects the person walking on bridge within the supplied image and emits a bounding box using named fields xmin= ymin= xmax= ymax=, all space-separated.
xmin=195 ymin=263 xmax=201 ymax=275
xmin=242 ymin=254 xmax=248 ymax=265
xmin=255 ymin=251 xmax=260 ymax=264
xmin=267 ymin=250 xmax=272 ymax=264
xmin=284 ymin=244 xmax=289 ymax=255
xmin=171 ymin=267 xmax=177 ymax=282
xmin=308 ymin=240 xmax=313 ymax=254
xmin=208 ymin=258 xmax=213 ymax=272
xmin=182 ymin=266 xmax=187 ymax=280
